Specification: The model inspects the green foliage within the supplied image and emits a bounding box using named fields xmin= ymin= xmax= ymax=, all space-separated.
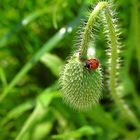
xmin=0 ymin=0 xmax=140 ymax=140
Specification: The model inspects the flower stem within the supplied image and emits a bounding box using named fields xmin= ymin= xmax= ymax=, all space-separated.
xmin=79 ymin=2 xmax=108 ymax=61
xmin=105 ymin=8 xmax=140 ymax=128
xmin=79 ymin=1 xmax=140 ymax=127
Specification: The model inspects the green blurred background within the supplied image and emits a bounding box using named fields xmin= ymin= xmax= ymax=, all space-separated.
xmin=0 ymin=0 xmax=140 ymax=140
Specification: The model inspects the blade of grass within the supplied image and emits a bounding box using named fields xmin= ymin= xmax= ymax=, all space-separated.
xmin=0 ymin=100 xmax=35 ymax=126
xmin=87 ymin=105 xmax=127 ymax=135
xmin=40 ymin=53 xmax=63 ymax=77
xmin=122 ymin=1 xmax=140 ymax=114
xmin=51 ymin=126 xmax=102 ymax=139
xmin=131 ymin=0 xmax=140 ymax=74
xmin=0 ymin=17 xmax=80 ymax=102
xmin=15 ymin=85 xmax=61 ymax=140
xmin=32 ymin=117 xmax=55 ymax=140
xmin=0 ymin=67 xmax=7 ymax=88
xmin=123 ymin=75 xmax=140 ymax=113
xmin=0 ymin=8 xmax=48 ymax=47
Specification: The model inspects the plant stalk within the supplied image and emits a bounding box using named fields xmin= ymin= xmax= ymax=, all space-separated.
xmin=79 ymin=2 xmax=108 ymax=61
xmin=79 ymin=1 xmax=140 ymax=127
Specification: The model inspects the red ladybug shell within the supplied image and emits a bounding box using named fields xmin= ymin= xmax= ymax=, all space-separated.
xmin=85 ymin=58 xmax=99 ymax=70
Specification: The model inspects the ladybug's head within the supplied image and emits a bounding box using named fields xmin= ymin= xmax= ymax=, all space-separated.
xmin=85 ymin=58 xmax=99 ymax=70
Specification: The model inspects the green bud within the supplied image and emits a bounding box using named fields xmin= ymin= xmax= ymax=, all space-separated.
xmin=59 ymin=53 xmax=102 ymax=111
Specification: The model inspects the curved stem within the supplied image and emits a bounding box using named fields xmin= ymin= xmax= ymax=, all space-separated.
xmin=79 ymin=1 xmax=140 ymax=127
xmin=79 ymin=2 xmax=108 ymax=61
xmin=104 ymin=8 xmax=140 ymax=128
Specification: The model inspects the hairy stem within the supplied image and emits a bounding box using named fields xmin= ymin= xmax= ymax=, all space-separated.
xmin=79 ymin=1 xmax=140 ymax=127
xmin=79 ymin=2 xmax=108 ymax=61
xmin=105 ymin=9 xmax=140 ymax=128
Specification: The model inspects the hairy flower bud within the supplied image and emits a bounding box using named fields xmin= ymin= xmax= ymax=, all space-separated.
xmin=59 ymin=53 xmax=102 ymax=111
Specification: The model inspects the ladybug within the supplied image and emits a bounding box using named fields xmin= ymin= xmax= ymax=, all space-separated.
xmin=85 ymin=58 xmax=99 ymax=70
